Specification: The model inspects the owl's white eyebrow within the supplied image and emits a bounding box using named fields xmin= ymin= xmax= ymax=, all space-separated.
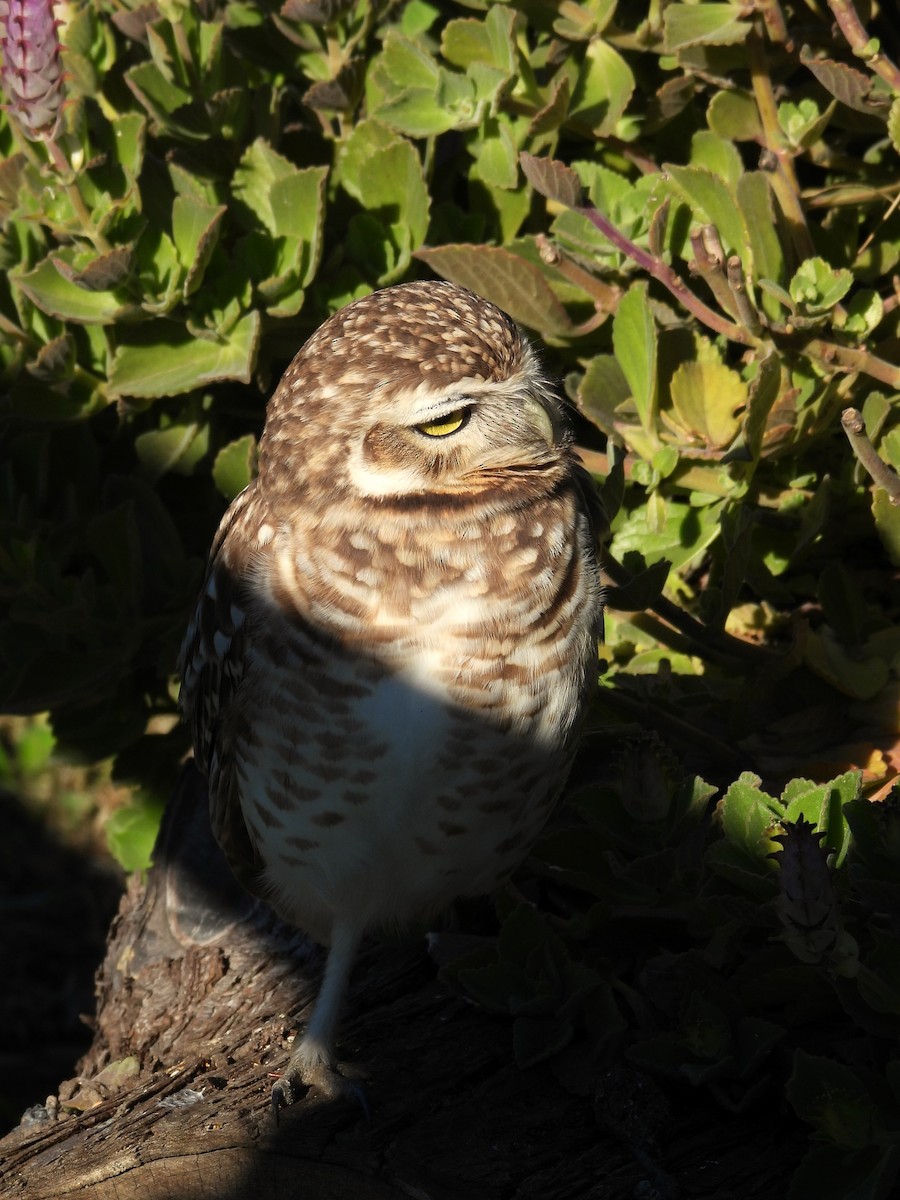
xmin=415 ymin=395 xmax=473 ymax=420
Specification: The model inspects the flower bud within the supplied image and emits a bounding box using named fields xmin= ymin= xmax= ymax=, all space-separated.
xmin=0 ymin=0 xmax=65 ymax=141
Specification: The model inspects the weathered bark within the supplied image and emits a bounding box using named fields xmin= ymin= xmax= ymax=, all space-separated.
xmin=0 ymin=765 xmax=800 ymax=1198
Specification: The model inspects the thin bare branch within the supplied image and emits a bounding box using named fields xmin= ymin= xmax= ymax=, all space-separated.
xmin=841 ymin=407 xmax=900 ymax=504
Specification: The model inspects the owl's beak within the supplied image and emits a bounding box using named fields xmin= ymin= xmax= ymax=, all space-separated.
xmin=522 ymin=393 xmax=560 ymax=450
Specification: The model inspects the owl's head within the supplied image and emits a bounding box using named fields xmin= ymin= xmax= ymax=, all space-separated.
xmin=260 ymin=281 xmax=571 ymax=500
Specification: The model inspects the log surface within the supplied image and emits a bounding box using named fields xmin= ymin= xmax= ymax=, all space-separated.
xmin=0 ymin=765 xmax=800 ymax=1199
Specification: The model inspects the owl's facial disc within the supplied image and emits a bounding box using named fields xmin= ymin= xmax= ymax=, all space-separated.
xmin=348 ymin=374 xmax=565 ymax=499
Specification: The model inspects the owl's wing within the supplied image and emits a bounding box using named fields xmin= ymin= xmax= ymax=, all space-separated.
xmin=178 ymin=487 xmax=265 ymax=890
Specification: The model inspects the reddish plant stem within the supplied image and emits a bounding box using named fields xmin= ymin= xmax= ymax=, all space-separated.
xmin=577 ymin=203 xmax=756 ymax=345
xmin=827 ymin=0 xmax=900 ymax=94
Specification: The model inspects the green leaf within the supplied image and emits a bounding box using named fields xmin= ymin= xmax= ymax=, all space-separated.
xmin=520 ymin=153 xmax=584 ymax=208
xmin=126 ymin=60 xmax=193 ymax=116
xmin=342 ymin=140 xmax=429 ymax=281
xmin=577 ymin=353 xmax=631 ymax=431
xmin=787 ymin=1051 xmax=876 ymax=1149
xmin=663 ymin=3 xmax=752 ymax=50
xmin=441 ymin=4 xmax=516 ymax=76
xmin=105 ymin=792 xmax=165 ymax=872
xmin=370 ymin=31 xmax=486 ymax=136
xmin=110 ymin=112 xmax=147 ymax=181
xmin=171 ymin=196 xmax=227 ymax=297
xmin=11 ymin=254 xmax=138 ymax=324
xmin=135 ymin=421 xmax=210 ymax=480
xmin=789 ymin=257 xmax=853 ymax=313
xmin=15 ymin=719 xmax=56 ymax=776
xmin=400 ymin=0 xmax=440 ymax=36
xmin=270 ymin=167 xmax=329 ymax=250
xmin=612 ymin=282 xmax=658 ymax=438
xmin=374 ymin=85 xmax=476 ymax=136
xmin=668 ymin=360 xmax=746 ymax=449
xmin=711 ymin=772 xmax=781 ymax=872
xmin=803 ymin=627 xmax=890 ymax=700
xmin=838 ymin=289 xmax=883 ymax=338
xmin=605 ymin=559 xmax=671 ymax=612
xmin=778 ymin=98 xmax=835 ymax=150
xmin=570 ymin=38 xmax=634 ymax=136
xmin=737 ymin=172 xmax=785 ymax=303
xmin=689 ymin=131 xmax=743 ymax=191
xmin=611 ymin=495 xmax=723 ymax=571
xmin=707 ymin=90 xmax=763 ymax=141
xmin=232 ymin=139 xmax=325 ymax=241
xmin=108 ymin=312 xmax=261 ymax=399
xmin=338 ymin=126 xmax=429 ymax=272
xmin=470 ymin=116 xmax=519 ymax=190
xmin=799 ymin=48 xmax=882 ymax=115
xmin=741 ymin=352 xmax=782 ymax=459
xmin=379 ymin=31 xmax=441 ymax=90
xmin=213 ymin=434 xmax=257 ymax=499
xmin=665 ymin=164 xmax=748 ymax=260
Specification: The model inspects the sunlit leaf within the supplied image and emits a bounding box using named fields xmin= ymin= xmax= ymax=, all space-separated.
xmin=612 ymin=282 xmax=658 ymax=438
xmin=108 ymin=312 xmax=260 ymax=398
xmin=663 ymin=3 xmax=752 ymax=51
xmin=669 ymin=359 xmax=746 ymax=449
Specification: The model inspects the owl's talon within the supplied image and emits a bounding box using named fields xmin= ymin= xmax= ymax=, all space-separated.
xmin=270 ymin=1061 xmax=370 ymax=1121
xmin=270 ymin=1076 xmax=297 ymax=1119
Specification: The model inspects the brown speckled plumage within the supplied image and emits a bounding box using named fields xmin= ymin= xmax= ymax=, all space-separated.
xmin=179 ymin=280 xmax=603 ymax=1110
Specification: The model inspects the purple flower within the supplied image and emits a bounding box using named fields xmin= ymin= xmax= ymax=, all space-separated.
xmin=0 ymin=0 xmax=65 ymax=140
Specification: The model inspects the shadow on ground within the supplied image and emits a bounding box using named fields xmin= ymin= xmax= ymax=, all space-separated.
xmin=0 ymin=788 xmax=123 ymax=1132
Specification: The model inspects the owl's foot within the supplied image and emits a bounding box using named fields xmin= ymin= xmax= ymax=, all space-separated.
xmin=271 ymin=1058 xmax=370 ymax=1120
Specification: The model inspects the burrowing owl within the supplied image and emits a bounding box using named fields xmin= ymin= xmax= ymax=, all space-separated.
xmin=179 ymin=280 xmax=604 ymax=1111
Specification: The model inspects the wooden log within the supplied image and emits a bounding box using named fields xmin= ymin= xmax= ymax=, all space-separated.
xmin=0 ymin=764 xmax=798 ymax=1198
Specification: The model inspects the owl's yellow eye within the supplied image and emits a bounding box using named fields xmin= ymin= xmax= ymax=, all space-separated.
xmin=415 ymin=408 xmax=468 ymax=438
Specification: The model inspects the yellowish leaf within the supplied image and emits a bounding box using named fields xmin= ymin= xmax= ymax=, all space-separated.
xmin=669 ymin=360 xmax=747 ymax=449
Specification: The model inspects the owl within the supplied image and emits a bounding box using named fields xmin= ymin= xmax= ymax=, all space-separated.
xmin=179 ymin=280 xmax=604 ymax=1112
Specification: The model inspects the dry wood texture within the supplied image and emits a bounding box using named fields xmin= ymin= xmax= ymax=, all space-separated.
xmin=0 ymin=765 xmax=800 ymax=1198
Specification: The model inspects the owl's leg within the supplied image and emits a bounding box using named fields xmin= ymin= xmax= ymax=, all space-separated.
xmin=271 ymin=920 xmax=366 ymax=1116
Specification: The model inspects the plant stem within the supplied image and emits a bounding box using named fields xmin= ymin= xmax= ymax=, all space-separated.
xmin=726 ymin=255 xmax=763 ymax=335
xmin=827 ymin=0 xmax=900 ymax=94
xmin=577 ymin=203 xmax=757 ymax=346
xmin=595 ymin=684 xmax=751 ymax=773
xmin=806 ymin=340 xmax=900 ymax=387
xmin=43 ymin=136 xmax=112 ymax=255
xmin=603 ymin=553 xmax=774 ymax=666
xmin=535 ymin=234 xmax=621 ymax=312
xmin=758 ymin=0 xmax=793 ymax=51
xmin=0 ymin=311 xmax=30 ymax=342
xmin=841 ymin=407 xmax=900 ymax=504
xmin=746 ymin=25 xmax=815 ymax=263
